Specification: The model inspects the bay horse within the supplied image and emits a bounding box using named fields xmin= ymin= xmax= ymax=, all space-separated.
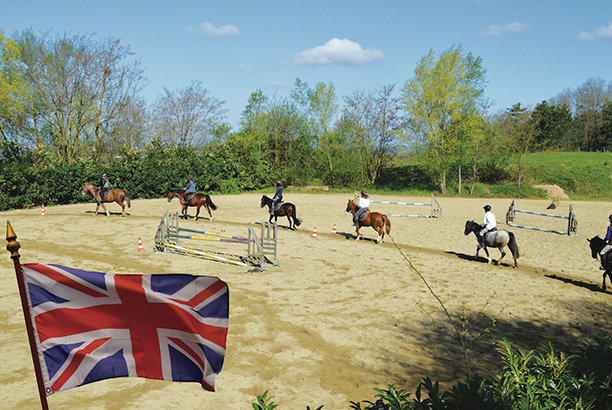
xmin=346 ymin=199 xmax=391 ymax=243
xmin=464 ymin=220 xmax=520 ymax=268
xmin=260 ymin=195 xmax=302 ymax=230
xmin=167 ymin=190 xmax=217 ymax=221
xmin=587 ymin=236 xmax=612 ymax=290
xmin=81 ymin=183 xmax=131 ymax=217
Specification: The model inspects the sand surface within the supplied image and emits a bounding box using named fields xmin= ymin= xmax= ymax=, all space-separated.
xmin=1 ymin=193 xmax=611 ymax=409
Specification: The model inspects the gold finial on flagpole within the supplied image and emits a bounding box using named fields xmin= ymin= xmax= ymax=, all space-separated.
xmin=6 ymin=220 xmax=21 ymax=260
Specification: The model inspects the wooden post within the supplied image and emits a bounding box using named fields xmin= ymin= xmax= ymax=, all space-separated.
xmin=6 ymin=221 xmax=50 ymax=410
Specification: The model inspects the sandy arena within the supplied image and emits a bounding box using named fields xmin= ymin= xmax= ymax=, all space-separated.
xmin=1 ymin=193 xmax=611 ymax=409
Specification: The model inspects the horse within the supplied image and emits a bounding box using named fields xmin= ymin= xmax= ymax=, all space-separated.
xmin=260 ymin=195 xmax=302 ymax=230
xmin=464 ymin=220 xmax=520 ymax=268
xmin=346 ymin=199 xmax=391 ymax=243
xmin=81 ymin=183 xmax=131 ymax=217
xmin=167 ymin=190 xmax=217 ymax=221
xmin=587 ymin=236 xmax=612 ymax=290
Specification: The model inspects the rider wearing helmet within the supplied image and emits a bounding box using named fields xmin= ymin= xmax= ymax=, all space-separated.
xmin=353 ymin=190 xmax=370 ymax=227
xmin=479 ymin=204 xmax=497 ymax=249
xmin=99 ymin=173 xmax=110 ymax=201
xmin=270 ymin=180 xmax=283 ymax=215
xmin=600 ymin=214 xmax=612 ymax=269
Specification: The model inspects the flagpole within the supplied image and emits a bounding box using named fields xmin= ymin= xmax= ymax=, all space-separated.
xmin=6 ymin=221 xmax=50 ymax=410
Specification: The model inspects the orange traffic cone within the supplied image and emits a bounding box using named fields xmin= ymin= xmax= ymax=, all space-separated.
xmin=332 ymin=224 xmax=337 ymax=234
xmin=41 ymin=204 xmax=45 ymax=216
xmin=137 ymin=237 xmax=145 ymax=252
xmin=312 ymin=227 xmax=318 ymax=239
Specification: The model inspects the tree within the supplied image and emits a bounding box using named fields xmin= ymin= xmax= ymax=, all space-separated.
xmin=152 ymin=80 xmax=227 ymax=148
xmin=574 ymin=77 xmax=609 ymax=151
xmin=530 ymin=100 xmax=574 ymax=151
xmin=342 ymin=84 xmax=402 ymax=185
xmin=500 ymin=103 xmax=535 ymax=188
xmin=402 ymin=44 xmax=486 ymax=194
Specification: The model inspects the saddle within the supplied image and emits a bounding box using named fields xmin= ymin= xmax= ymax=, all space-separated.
xmin=357 ymin=210 xmax=370 ymax=222
xmin=483 ymin=228 xmax=497 ymax=243
xmin=273 ymin=201 xmax=284 ymax=211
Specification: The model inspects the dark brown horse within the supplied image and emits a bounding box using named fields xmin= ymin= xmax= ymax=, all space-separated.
xmin=346 ymin=199 xmax=391 ymax=243
xmin=588 ymin=235 xmax=612 ymax=290
xmin=167 ymin=190 xmax=217 ymax=221
xmin=260 ymin=195 xmax=302 ymax=230
xmin=81 ymin=183 xmax=131 ymax=217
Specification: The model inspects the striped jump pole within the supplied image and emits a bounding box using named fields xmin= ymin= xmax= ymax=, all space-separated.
xmin=505 ymin=199 xmax=578 ymax=236
xmin=165 ymin=243 xmax=248 ymax=267
xmin=357 ymin=192 xmax=442 ymax=218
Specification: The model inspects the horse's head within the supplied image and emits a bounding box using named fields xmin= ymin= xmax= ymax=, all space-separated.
xmin=588 ymin=236 xmax=605 ymax=259
xmin=81 ymin=183 xmax=92 ymax=196
xmin=260 ymin=195 xmax=268 ymax=208
xmin=167 ymin=191 xmax=177 ymax=202
xmin=346 ymin=199 xmax=356 ymax=213
xmin=464 ymin=220 xmax=477 ymax=235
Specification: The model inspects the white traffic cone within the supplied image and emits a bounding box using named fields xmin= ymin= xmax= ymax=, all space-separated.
xmin=41 ymin=204 xmax=45 ymax=216
xmin=137 ymin=237 xmax=145 ymax=252
xmin=312 ymin=227 xmax=317 ymax=239
xmin=332 ymin=224 xmax=337 ymax=234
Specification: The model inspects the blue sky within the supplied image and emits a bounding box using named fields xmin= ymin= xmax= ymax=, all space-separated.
xmin=1 ymin=0 xmax=611 ymax=130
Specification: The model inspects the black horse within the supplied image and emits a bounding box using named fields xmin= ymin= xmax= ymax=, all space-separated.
xmin=464 ymin=220 xmax=520 ymax=268
xmin=587 ymin=236 xmax=612 ymax=290
xmin=260 ymin=195 xmax=302 ymax=230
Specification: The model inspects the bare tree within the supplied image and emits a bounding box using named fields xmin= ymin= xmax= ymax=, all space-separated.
xmin=152 ymin=80 xmax=227 ymax=148
xmin=342 ymin=84 xmax=402 ymax=185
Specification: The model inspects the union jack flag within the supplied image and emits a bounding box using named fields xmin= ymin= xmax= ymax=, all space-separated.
xmin=21 ymin=264 xmax=229 ymax=395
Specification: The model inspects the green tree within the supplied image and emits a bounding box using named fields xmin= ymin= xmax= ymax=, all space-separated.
xmin=402 ymin=44 xmax=486 ymax=195
xmin=0 ymin=28 xmax=27 ymax=151
xmin=531 ymin=100 xmax=574 ymax=151
xmin=500 ymin=103 xmax=535 ymax=188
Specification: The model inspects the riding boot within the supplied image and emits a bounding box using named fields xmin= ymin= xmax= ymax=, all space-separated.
xmin=477 ymin=235 xmax=485 ymax=249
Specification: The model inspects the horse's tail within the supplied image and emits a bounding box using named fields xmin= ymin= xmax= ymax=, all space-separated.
xmin=206 ymin=195 xmax=218 ymax=211
xmin=508 ymin=231 xmax=520 ymax=260
xmin=291 ymin=204 xmax=302 ymax=227
xmin=383 ymin=215 xmax=391 ymax=235
xmin=123 ymin=189 xmax=131 ymax=208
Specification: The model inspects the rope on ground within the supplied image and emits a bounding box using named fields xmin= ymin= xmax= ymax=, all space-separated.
xmin=388 ymin=233 xmax=472 ymax=379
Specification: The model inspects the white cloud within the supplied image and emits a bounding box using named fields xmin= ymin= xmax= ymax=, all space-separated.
xmin=478 ymin=22 xmax=529 ymax=37
xmin=291 ymin=38 xmax=386 ymax=66
xmin=186 ymin=22 xmax=241 ymax=37
xmin=238 ymin=64 xmax=253 ymax=72
xmin=577 ymin=21 xmax=612 ymax=41
xmin=266 ymin=81 xmax=289 ymax=89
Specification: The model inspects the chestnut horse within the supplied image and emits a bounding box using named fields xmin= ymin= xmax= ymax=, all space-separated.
xmin=346 ymin=199 xmax=391 ymax=243
xmin=167 ymin=190 xmax=217 ymax=221
xmin=260 ymin=195 xmax=302 ymax=230
xmin=81 ymin=183 xmax=131 ymax=217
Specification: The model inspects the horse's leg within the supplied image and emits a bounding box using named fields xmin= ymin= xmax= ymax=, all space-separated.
xmin=355 ymin=224 xmax=360 ymax=241
xmin=287 ymin=213 xmax=293 ymax=230
xmin=483 ymin=247 xmax=491 ymax=264
xmin=498 ymin=248 xmax=506 ymax=265
xmin=205 ymin=203 xmax=213 ymax=221
xmin=118 ymin=199 xmax=125 ymax=217
xmin=95 ymin=203 xmax=99 ymax=216
xmin=603 ymin=270 xmax=610 ymax=290
xmin=182 ymin=205 xmax=188 ymax=219
xmin=194 ymin=205 xmax=201 ymax=221
xmin=100 ymin=202 xmax=109 ymax=217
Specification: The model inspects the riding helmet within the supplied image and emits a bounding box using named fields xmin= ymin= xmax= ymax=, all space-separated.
xmin=484 ymin=205 xmax=491 ymax=211
xmin=361 ymin=190 xmax=367 ymax=196
xmin=102 ymin=173 xmax=107 ymax=178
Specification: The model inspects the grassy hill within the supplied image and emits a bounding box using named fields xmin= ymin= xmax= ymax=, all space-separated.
xmin=373 ymin=152 xmax=612 ymax=200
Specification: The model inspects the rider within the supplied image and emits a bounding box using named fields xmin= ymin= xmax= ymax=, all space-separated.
xmin=184 ymin=177 xmax=196 ymax=204
xmin=353 ymin=190 xmax=370 ymax=227
xmin=599 ymin=214 xmax=612 ymax=269
xmin=479 ymin=205 xmax=497 ymax=249
xmin=270 ymin=180 xmax=283 ymax=215
xmin=99 ymin=174 xmax=110 ymax=201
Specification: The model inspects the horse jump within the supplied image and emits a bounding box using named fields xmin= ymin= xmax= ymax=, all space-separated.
xmin=154 ymin=211 xmax=278 ymax=268
xmin=356 ymin=192 xmax=442 ymax=218
xmin=505 ymin=199 xmax=577 ymax=236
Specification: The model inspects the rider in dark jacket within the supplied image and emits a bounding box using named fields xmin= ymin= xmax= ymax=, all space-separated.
xmin=99 ymin=174 xmax=110 ymax=201
xmin=184 ymin=177 xmax=196 ymax=203
xmin=270 ymin=181 xmax=283 ymax=215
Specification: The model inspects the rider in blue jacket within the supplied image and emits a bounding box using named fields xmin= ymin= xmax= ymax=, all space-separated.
xmin=99 ymin=174 xmax=110 ymax=201
xmin=184 ymin=177 xmax=196 ymax=203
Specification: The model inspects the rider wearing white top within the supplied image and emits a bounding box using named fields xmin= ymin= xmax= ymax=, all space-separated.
xmin=353 ymin=190 xmax=370 ymax=226
xmin=479 ymin=205 xmax=496 ymax=249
